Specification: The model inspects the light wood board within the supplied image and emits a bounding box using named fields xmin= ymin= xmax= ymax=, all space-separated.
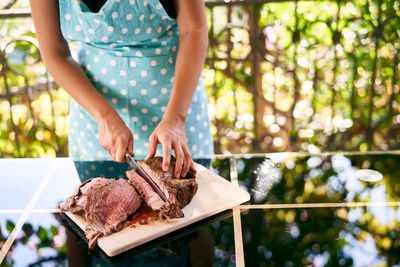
xmin=66 ymin=163 xmax=250 ymax=257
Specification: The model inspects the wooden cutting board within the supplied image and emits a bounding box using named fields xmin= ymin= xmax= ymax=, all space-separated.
xmin=66 ymin=163 xmax=250 ymax=257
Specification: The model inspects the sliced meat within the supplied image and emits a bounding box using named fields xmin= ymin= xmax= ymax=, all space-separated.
xmin=60 ymin=178 xmax=142 ymax=248
xmin=126 ymin=156 xmax=198 ymax=219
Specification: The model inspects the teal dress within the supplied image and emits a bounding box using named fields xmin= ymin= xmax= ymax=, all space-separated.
xmin=59 ymin=0 xmax=213 ymax=160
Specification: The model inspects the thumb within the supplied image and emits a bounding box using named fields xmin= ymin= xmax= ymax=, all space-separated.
xmin=146 ymin=134 xmax=158 ymax=160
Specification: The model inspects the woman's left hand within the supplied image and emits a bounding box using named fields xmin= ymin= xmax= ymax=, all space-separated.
xmin=146 ymin=116 xmax=195 ymax=178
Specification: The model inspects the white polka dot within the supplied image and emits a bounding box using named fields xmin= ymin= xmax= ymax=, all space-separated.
xmin=155 ymin=48 xmax=161 ymax=55
xmin=93 ymin=76 xmax=98 ymax=82
xmin=162 ymin=16 xmax=167 ymax=20
xmin=201 ymin=103 xmax=205 ymax=109
xmin=108 ymin=26 xmax=114 ymax=32
xmin=126 ymin=14 xmax=133 ymax=20
xmin=167 ymin=31 xmax=173 ymax=35
xmin=203 ymin=121 xmax=208 ymax=127
xmin=94 ymin=56 xmax=99 ymax=62
xmin=112 ymin=98 xmax=118 ymax=104
xmin=73 ymin=145 xmax=77 ymax=151
xmin=144 ymin=0 xmax=149 ymax=6
xmin=151 ymin=98 xmax=158 ymax=104
xmin=151 ymin=38 xmax=158 ymax=42
xmin=152 ymin=116 xmax=158 ymax=122
xmin=75 ymin=25 xmax=81 ymax=32
xmin=140 ymin=89 xmax=147 ymax=95
xmin=130 ymin=99 xmax=137 ymax=105
xmin=190 ymin=126 xmax=195 ymax=132
xmin=169 ymin=57 xmax=173 ymax=64
xmin=141 ymin=71 xmax=147 ymax=77
xmin=102 ymin=36 xmax=108 ymax=42
xmin=161 ymin=68 xmax=167 ymax=75
xmin=89 ymin=28 xmax=95 ymax=35
xmin=139 ymin=14 xmax=145 ymax=20
xmin=116 ymin=51 xmax=122 ymax=57
xmin=170 ymin=77 xmax=174 ymax=82
xmin=151 ymin=60 xmax=157 ymax=66
xmin=129 ymin=0 xmax=135 ymax=4
xmin=144 ymin=142 xmax=149 ymax=147
xmin=136 ymin=51 xmax=142 ymax=56
xmin=205 ymin=139 xmax=209 ymax=145
xmin=112 ymin=12 xmax=118 ymax=18
xmin=98 ymin=10 xmax=104 ymax=15
xmin=198 ymin=133 xmax=203 ymax=139
xmin=161 ymin=106 xmax=166 ymax=112
xmin=86 ymin=65 xmax=91 ymax=71
xmin=71 ymin=128 xmax=75 ymax=134
xmin=192 ymin=145 xmax=198 ymax=150
xmin=132 ymin=116 xmax=138 ymax=122
xmin=136 ymin=149 xmax=142 ymax=154
xmin=141 ymin=108 xmax=148 ymax=114
xmin=134 ymin=134 xmax=139 ymax=140
xmin=193 ymin=96 xmax=198 ymax=102
xmin=188 ymin=108 xmax=192 ymax=114
xmin=102 ymin=87 xmax=108 ymax=93
xmin=110 ymin=59 xmax=116 ymax=66
xmin=121 ymin=28 xmax=128 ymax=34
xmin=74 ymin=121 xmax=78 ymax=127
xmin=88 ymin=141 xmax=93 ymax=147
xmin=80 ymin=131 xmax=85 ymax=137
xmin=97 ymin=151 xmax=104 ymax=157
xmin=65 ymin=14 xmax=71 ymax=20
xmin=161 ymin=88 xmax=167 ymax=94
xmin=135 ymin=28 xmax=141 ymax=34
xmin=130 ymin=80 xmax=137 ymax=86
xmin=156 ymin=3 xmax=162 ymax=9
xmin=84 ymin=37 xmax=90 ymax=42
xmin=172 ymin=46 xmax=177 ymax=52
xmin=120 ymin=89 xmax=127 ymax=95
xmin=146 ymin=27 xmax=152 ymax=34
xmin=142 ymin=125 xmax=148 ymax=131
xmin=110 ymin=43 xmax=117 ymax=48
xmin=122 ymin=107 xmax=128 ymax=113
xmin=150 ymin=14 xmax=155 ymax=20
xmin=94 ymin=19 xmax=100 ymax=24
xmin=130 ymin=61 xmax=136 ymax=67
xmin=99 ymin=50 xmax=104 ymax=55
xmin=101 ymin=68 xmax=107 ymax=74
xmin=151 ymin=80 xmax=157 ymax=85
xmin=67 ymin=34 xmax=73 ymax=39
xmin=120 ymin=70 xmax=126 ymax=76
xmin=161 ymin=41 xmax=167 ymax=46
xmin=110 ymin=79 xmax=117 ymax=85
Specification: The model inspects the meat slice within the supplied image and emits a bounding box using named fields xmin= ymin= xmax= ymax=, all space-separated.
xmin=126 ymin=157 xmax=198 ymax=219
xmin=60 ymin=178 xmax=142 ymax=248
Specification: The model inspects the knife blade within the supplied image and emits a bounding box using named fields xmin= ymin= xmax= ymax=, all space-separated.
xmin=125 ymin=152 xmax=168 ymax=202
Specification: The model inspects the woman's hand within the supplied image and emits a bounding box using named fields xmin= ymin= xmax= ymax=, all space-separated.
xmin=97 ymin=111 xmax=134 ymax=162
xmin=146 ymin=115 xmax=196 ymax=178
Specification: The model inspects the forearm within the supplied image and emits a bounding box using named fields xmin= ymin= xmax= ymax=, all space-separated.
xmin=163 ymin=28 xmax=208 ymax=123
xmin=43 ymin=52 xmax=117 ymax=122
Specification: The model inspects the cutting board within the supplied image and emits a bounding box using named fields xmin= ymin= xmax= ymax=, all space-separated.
xmin=66 ymin=163 xmax=250 ymax=257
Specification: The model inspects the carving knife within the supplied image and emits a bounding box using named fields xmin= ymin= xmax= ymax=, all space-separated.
xmin=125 ymin=152 xmax=168 ymax=202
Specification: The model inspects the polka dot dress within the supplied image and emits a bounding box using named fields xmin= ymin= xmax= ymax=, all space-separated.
xmin=59 ymin=0 xmax=214 ymax=160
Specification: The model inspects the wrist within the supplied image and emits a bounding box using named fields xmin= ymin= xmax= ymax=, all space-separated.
xmin=162 ymin=112 xmax=186 ymax=127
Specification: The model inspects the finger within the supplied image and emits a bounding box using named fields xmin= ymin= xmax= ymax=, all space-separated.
xmin=190 ymin=159 xmax=197 ymax=172
xmin=127 ymin=133 xmax=134 ymax=157
xmin=173 ymin=143 xmax=184 ymax=179
xmin=146 ymin=134 xmax=158 ymax=160
xmin=161 ymin=140 xmax=171 ymax=172
xmin=115 ymin=139 xmax=126 ymax=163
xmin=181 ymin=145 xmax=191 ymax=178
xmin=109 ymin=145 xmax=116 ymax=161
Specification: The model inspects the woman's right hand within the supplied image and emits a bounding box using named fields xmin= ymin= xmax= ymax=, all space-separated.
xmin=97 ymin=111 xmax=134 ymax=162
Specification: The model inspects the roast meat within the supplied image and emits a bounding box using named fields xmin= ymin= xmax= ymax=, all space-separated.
xmin=126 ymin=157 xmax=198 ymax=219
xmin=60 ymin=178 xmax=142 ymax=248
